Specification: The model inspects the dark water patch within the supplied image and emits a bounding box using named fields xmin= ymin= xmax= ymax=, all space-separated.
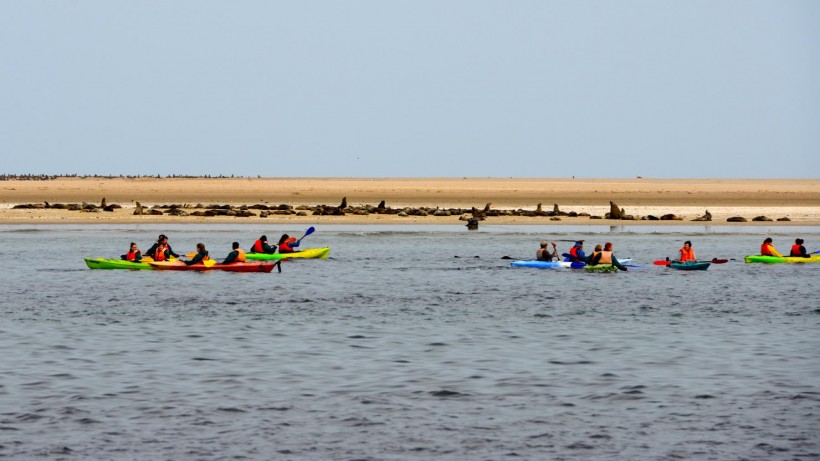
xmin=694 ymin=394 xmax=715 ymax=399
xmin=430 ymin=390 xmax=468 ymax=398
xmin=548 ymin=360 xmax=594 ymax=365
xmin=216 ymin=407 xmax=246 ymax=413
xmin=191 ymin=357 xmax=217 ymax=361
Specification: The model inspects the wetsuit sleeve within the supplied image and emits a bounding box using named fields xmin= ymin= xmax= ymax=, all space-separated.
xmin=612 ymin=256 xmax=628 ymax=271
xmin=144 ymin=244 xmax=157 ymax=258
xmin=167 ymin=244 xmax=180 ymax=258
xmin=590 ymin=252 xmax=601 ymax=266
xmin=264 ymin=242 xmax=277 ymax=254
xmin=291 ymin=240 xmax=301 ymax=248
xmin=185 ymin=253 xmax=204 ymax=265
xmin=577 ymin=250 xmax=586 ymax=261
xmin=134 ymin=251 xmax=142 ymax=262
xmin=222 ymin=251 xmax=238 ymax=265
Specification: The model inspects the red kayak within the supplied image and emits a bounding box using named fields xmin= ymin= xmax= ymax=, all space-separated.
xmin=149 ymin=261 xmax=276 ymax=272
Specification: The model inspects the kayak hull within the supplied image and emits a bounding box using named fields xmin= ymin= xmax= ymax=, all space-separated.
xmin=744 ymin=255 xmax=820 ymax=264
xmin=149 ymin=261 xmax=276 ymax=272
xmin=511 ymin=260 xmax=580 ymax=269
xmin=85 ymin=258 xmax=153 ymax=270
xmin=511 ymin=258 xmax=631 ymax=270
xmin=246 ymin=247 xmax=330 ymax=261
xmin=669 ymin=261 xmax=711 ymax=271
xmin=584 ymin=264 xmax=619 ymax=273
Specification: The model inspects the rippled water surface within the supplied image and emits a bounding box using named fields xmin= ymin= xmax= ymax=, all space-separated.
xmin=1 ymin=225 xmax=819 ymax=460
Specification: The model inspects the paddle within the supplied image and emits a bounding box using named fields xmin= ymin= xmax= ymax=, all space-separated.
xmin=653 ymin=260 xmax=671 ymax=266
xmin=297 ymin=226 xmax=315 ymax=245
xmin=710 ymin=258 xmax=728 ymax=264
xmin=813 ymin=250 xmax=820 ymax=254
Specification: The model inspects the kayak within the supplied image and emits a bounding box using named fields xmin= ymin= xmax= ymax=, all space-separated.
xmin=669 ymin=261 xmax=711 ymax=271
xmin=245 ymin=247 xmax=330 ymax=261
xmin=511 ymin=260 xmax=584 ymax=269
xmin=149 ymin=261 xmax=276 ymax=272
xmin=85 ymin=258 xmax=154 ymax=270
xmin=744 ymin=255 xmax=820 ymax=264
xmin=511 ymin=258 xmax=631 ymax=270
xmin=584 ymin=264 xmax=620 ymax=273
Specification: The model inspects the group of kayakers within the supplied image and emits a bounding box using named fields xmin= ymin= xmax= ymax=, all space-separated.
xmin=535 ymin=237 xmax=812 ymax=270
xmin=121 ymin=233 xmax=301 ymax=265
xmin=761 ymin=237 xmax=812 ymax=258
xmin=537 ymin=240 xmax=630 ymax=271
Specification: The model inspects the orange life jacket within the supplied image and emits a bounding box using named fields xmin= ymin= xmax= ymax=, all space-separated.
xmin=761 ymin=243 xmax=773 ymax=256
xmin=154 ymin=244 xmax=168 ymax=261
xmin=679 ymin=247 xmax=695 ymax=262
xmin=598 ymin=250 xmax=613 ymax=264
xmin=125 ymin=251 xmax=139 ymax=261
xmin=251 ymin=240 xmax=264 ymax=253
xmin=279 ymin=237 xmax=297 ymax=252
xmin=235 ymin=248 xmax=246 ymax=262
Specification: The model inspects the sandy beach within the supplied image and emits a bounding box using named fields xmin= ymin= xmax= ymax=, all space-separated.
xmin=1 ymin=177 xmax=819 ymax=225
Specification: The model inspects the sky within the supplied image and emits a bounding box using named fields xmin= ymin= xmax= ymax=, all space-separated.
xmin=1 ymin=1 xmax=818 ymax=178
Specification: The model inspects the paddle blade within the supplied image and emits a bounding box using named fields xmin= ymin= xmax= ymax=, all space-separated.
xmin=186 ymin=252 xmax=197 ymax=258
xmin=303 ymin=226 xmax=315 ymax=237
xmin=710 ymin=258 xmax=728 ymax=264
xmin=203 ymin=259 xmax=216 ymax=267
xmin=653 ymin=260 xmax=671 ymax=266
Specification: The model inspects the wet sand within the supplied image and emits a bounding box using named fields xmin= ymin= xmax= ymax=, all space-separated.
xmin=1 ymin=177 xmax=819 ymax=225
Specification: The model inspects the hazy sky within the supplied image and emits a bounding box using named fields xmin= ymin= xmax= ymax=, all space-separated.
xmin=1 ymin=1 xmax=818 ymax=178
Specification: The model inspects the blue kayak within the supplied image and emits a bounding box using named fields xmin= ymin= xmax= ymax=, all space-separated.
xmin=511 ymin=260 xmax=585 ymax=269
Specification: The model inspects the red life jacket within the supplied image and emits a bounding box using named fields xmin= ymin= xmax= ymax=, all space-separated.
xmin=569 ymin=246 xmax=580 ymax=260
xmin=251 ymin=240 xmax=264 ymax=253
xmin=279 ymin=237 xmax=297 ymax=252
xmin=155 ymin=244 xmax=167 ymax=261
xmin=125 ymin=251 xmax=139 ymax=261
xmin=791 ymin=244 xmax=804 ymax=257
xmin=761 ymin=243 xmax=772 ymax=256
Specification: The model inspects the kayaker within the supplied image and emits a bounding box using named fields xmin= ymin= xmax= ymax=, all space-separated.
xmin=566 ymin=240 xmax=586 ymax=262
xmin=144 ymin=234 xmax=180 ymax=262
xmin=586 ymin=244 xmax=603 ymax=265
xmin=185 ymin=243 xmax=210 ymax=265
xmin=250 ymin=235 xmax=277 ymax=254
xmin=278 ymin=234 xmax=301 ymax=254
xmin=790 ymin=238 xmax=810 ymax=258
xmin=760 ymin=238 xmax=782 ymax=257
xmin=589 ymin=242 xmax=629 ymax=271
xmin=678 ymin=240 xmax=696 ymax=262
xmin=222 ymin=242 xmax=247 ymax=264
xmin=121 ymin=242 xmax=142 ymax=262
xmin=536 ymin=241 xmax=558 ymax=261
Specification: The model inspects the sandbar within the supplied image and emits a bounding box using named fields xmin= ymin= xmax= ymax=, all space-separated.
xmin=1 ymin=177 xmax=819 ymax=226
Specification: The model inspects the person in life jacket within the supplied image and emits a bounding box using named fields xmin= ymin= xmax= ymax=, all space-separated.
xmin=678 ymin=240 xmax=696 ymax=262
xmin=185 ymin=243 xmax=210 ymax=265
xmin=587 ymin=244 xmax=603 ymax=265
xmin=590 ymin=242 xmax=629 ymax=271
xmin=222 ymin=242 xmax=247 ymax=264
xmin=144 ymin=234 xmax=180 ymax=261
xmin=250 ymin=235 xmax=277 ymax=254
xmin=760 ymin=238 xmax=782 ymax=257
xmin=567 ymin=241 xmax=586 ymax=262
xmin=536 ymin=241 xmax=558 ymax=261
xmin=121 ymin=242 xmax=142 ymax=262
xmin=278 ymin=234 xmax=301 ymax=254
xmin=789 ymin=238 xmax=809 ymax=258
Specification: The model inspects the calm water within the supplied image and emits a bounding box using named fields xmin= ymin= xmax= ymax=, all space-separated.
xmin=1 ymin=224 xmax=819 ymax=460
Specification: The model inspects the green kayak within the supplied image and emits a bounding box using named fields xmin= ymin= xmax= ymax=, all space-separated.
xmin=744 ymin=255 xmax=820 ymax=264
xmin=584 ymin=264 xmax=619 ymax=273
xmin=245 ymin=247 xmax=330 ymax=261
xmin=85 ymin=258 xmax=154 ymax=270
